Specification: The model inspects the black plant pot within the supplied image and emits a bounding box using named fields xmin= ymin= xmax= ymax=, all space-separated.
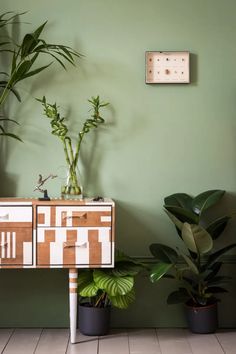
xmin=78 ymin=304 xmax=111 ymax=336
xmin=185 ymin=301 xmax=218 ymax=334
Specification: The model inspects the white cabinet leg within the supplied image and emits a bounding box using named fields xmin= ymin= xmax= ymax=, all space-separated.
xmin=69 ymin=268 xmax=78 ymax=344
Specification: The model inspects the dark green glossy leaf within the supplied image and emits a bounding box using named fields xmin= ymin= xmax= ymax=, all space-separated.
xmin=203 ymin=243 xmax=236 ymax=270
xmin=150 ymin=262 xmax=173 ymax=282
xmin=204 ymin=262 xmax=222 ymax=281
xmin=167 ymin=288 xmax=190 ymax=304
xmin=207 ymin=275 xmax=231 ymax=286
xmin=149 ymin=243 xmax=178 ymax=263
xmin=206 ymin=286 xmax=228 ymax=294
xmin=164 ymin=205 xmax=198 ymax=224
xmin=164 ymin=193 xmax=193 ymax=210
xmin=192 ymin=190 xmax=225 ymax=215
xmin=206 ymin=216 xmax=231 ymax=240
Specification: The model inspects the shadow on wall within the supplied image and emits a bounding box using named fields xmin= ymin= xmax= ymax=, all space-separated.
xmin=190 ymin=53 xmax=198 ymax=84
xmin=0 ymin=15 xmax=22 ymax=197
xmin=115 ymin=200 xmax=163 ymax=256
xmin=202 ymin=191 xmax=236 ymax=250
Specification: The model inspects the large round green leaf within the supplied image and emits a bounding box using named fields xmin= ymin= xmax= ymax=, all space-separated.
xmin=78 ymin=282 xmax=99 ymax=297
xmin=78 ymin=271 xmax=99 ymax=297
xmin=167 ymin=288 xmax=190 ymax=304
xmin=93 ymin=270 xmax=134 ymax=296
xmin=192 ymin=190 xmax=225 ymax=215
xmin=109 ymin=288 xmax=135 ymax=309
xmin=182 ymin=223 xmax=213 ymax=254
xmin=112 ymin=262 xmax=143 ymax=277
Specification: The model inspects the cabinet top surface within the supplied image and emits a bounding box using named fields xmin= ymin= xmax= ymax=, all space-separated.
xmin=0 ymin=197 xmax=114 ymax=206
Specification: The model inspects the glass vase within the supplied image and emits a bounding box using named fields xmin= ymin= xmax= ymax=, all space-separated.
xmin=61 ymin=164 xmax=83 ymax=200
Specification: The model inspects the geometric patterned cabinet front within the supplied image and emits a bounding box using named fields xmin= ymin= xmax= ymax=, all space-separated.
xmin=0 ymin=205 xmax=33 ymax=267
xmin=36 ymin=205 xmax=113 ymax=267
xmin=0 ymin=198 xmax=115 ymax=344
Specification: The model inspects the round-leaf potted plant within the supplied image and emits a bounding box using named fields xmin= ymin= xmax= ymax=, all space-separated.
xmin=149 ymin=190 xmax=236 ymax=333
xmin=77 ymin=250 xmax=145 ymax=336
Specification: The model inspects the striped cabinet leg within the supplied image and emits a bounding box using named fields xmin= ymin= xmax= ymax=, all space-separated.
xmin=69 ymin=268 xmax=78 ymax=344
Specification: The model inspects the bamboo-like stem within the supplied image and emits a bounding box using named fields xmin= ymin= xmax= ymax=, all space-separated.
xmin=38 ymin=95 xmax=108 ymax=197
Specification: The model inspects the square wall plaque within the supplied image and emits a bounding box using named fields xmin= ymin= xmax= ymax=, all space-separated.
xmin=146 ymin=51 xmax=190 ymax=84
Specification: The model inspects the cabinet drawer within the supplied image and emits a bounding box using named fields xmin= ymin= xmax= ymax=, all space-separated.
xmin=36 ymin=227 xmax=112 ymax=267
xmin=0 ymin=227 xmax=33 ymax=266
xmin=37 ymin=206 xmax=112 ymax=228
xmin=0 ymin=206 xmax=32 ymax=225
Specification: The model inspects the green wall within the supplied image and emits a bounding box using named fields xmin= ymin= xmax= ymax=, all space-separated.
xmin=1 ymin=0 xmax=236 ymax=327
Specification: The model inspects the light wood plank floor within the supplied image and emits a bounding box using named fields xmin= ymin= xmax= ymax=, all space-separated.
xmin=0 ymin=328 xmax=235 ymax=354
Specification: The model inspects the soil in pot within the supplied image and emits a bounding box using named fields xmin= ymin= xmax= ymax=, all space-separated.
xmin=185 ymin=300 xmax=218 ymax=334
xmin=78 ymin=303 xmax=111 ymax=336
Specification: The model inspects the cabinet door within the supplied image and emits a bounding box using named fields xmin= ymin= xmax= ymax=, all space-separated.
xmin=0 ymin=205 xmax=33 ymax=267
xmin=37 ymin=205 xmax=112 ymax=227
xmin=0 ymin=227 xmax=33 ymax=266
xmin=36 ymin=204 xmax=114 ymax=267
xmin=36 ymin=227 xmax=112 ymax=267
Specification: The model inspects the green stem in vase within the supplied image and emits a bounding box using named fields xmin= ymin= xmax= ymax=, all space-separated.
xmin=37 ymin=95 xmax=109 ymax=197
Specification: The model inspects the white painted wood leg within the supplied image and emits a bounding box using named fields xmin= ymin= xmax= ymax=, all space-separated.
xmin=69 ymin=268 xmax=78 ymax=344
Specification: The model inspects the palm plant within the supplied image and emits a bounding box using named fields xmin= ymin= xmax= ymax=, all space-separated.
xmin=0 ymin=11 xmax=81 ymax=140
xmin=149 ymin=190 xmax=236 ymax=306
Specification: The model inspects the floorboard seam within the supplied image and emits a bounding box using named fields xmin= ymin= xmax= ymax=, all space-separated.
xmin=33 ymin=328 xmax=44 ymax=354
xmin=215 ymin=334 xmax=227 ymax=354
xmin=1 ymin=329 xmax=15 ymax=354
xmin=65 ymin=330 xmax=70 ymax=354
xmin=155 ymin=328 xmax=162 ymax=354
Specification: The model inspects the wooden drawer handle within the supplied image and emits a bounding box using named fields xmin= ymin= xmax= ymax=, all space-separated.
xmin=63 ymin=241 xmax=87 ymax=248
xmin=0 ymin=214 xmax=9 ymax=220
xmin=0 ymin=242 xmax=7 ymax=247
xmin=62 ymin=212 xmax=87 ymax=220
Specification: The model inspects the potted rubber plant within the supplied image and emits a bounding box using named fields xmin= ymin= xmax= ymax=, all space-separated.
xmin=0 ymin=11 xmax=81 ymax=141
xmin=77 ymin=250 xmax=145 ymax=336
xmin=149 ymin=190 xmax=236 ymax=333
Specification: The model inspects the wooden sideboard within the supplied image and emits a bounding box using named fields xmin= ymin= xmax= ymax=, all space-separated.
xmin=0 ymin=198 xmax=115 ymax=343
